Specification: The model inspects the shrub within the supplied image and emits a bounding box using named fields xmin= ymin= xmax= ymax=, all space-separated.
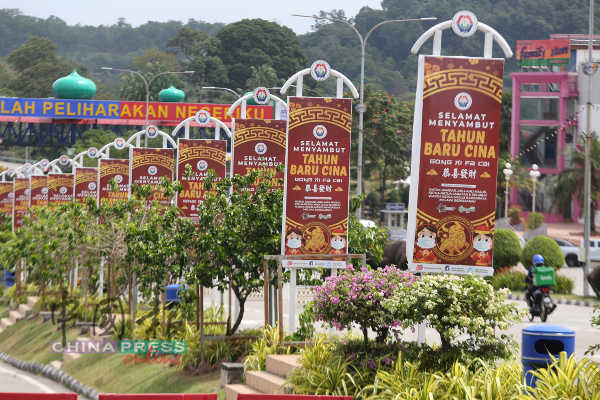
xmin=493 ymin=229 xmax=522 ymax=271
xmin=385 ymin=273 xmax=527 ymax=369
xmin=508 ymin=205 xmax=523 ymax=225
xmin=526 ymin=212 xmax=545 ymax=230
xmin=492 ymin=270 xmax=527 ymax=292
xmin=314 ymin=265 xmax=418 ymax=347
xmin=522 ymin=235 xmax=565 ymax=269
xmin=290 ymin=301 xmax=316 ymax=341
xmin=554 ymin=275 xmax=574 ymax=294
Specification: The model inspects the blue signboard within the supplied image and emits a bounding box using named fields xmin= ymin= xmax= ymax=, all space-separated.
xmin=0 ymin=98 xmax=121 ymax=119
xmin=386 ymin=203 xmax=405 ymax=211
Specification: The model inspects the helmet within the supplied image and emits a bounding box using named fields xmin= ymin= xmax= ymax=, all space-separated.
xmin=533 ymin=254 xmax=545 ymax=266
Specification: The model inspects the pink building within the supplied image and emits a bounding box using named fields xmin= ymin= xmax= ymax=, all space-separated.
xmin=509 ymin=34 xmax=600 ymax=223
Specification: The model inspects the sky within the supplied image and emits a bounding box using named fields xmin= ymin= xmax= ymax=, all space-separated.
xmin=5 ymin=0 xmax=385 ymax=33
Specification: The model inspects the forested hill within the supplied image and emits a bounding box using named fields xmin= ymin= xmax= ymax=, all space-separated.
xmin=0 ymin=9 xmax=225 ymax=70
xmin=1 ymin=0 xmax=599 ymax=99
xmin=300 ymin=0 xmax=600 ymax=99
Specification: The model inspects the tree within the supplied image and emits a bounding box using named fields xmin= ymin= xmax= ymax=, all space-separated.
xmin=165 ymin=27 xmax=228 ymax=89
xmin=119 ymin=62 xmax=186 ymax=102
xmin=6 ymin=36 xmax=57 ymax=72
xmin=499 ymin=91 xmax=512 ymax=155
xmin=245 ymin=64 xmax=279 ymax=89
xmin=547 ymin=133 xmax=600 ymax=232
xmin=216 ymin=19 xmax=308 ymax=91
xmin=8 ymin=61 xmax=73 ymax=98
xmin=352 ymin=86 xmax=413 ymax=213
xmin=129 ymin=49 xmax=182 ymax=73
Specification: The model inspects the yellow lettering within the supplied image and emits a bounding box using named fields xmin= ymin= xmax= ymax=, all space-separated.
xmin=308 ymin=154 xmax=315 ymax=164
xmin=476 ymin=131 xmax=485 ymax=144
xmin=331 ymin=155 xmax=338 ymax=164
xmin=66 ymin=103 xmax=76 ymax=116
xmin=55 ymin=102 xmax=65 ymax=115
xmin=95 ymin=104 xmax=106 ymax=116
xmin=323 ymin=166 xmax=329 ymax=175
xmin=213 ymin=107 xmax=222 ymax=119
xmin=440 ymin=129 xmax=448 ymax=141
xmin=442 ymin=143 xmax=450 ymax=156
xmin=452 ymin=144 xmax=461 ymax=157
xmin=447 ymin=129 xmax=456 ymax=142
xmin=478 ymin=145 xmax=487 ymax=158
xmin=158 ymin=105 xmax=167 ymax=118
xmin=188 ymin=106 xmax=199 ymax=118
xmin=0 ymin=101 xmax=9 ymax=114
xmin=465 ymin=145 xmax=473 ymax=157
xmin=290 ymin=165 xmax=297 ymax=174
xmin=456 ymin=129 xmax=466 ymax=143
xmin=24 ymin=101 xmax=34 ymax=114
xmin=312 ymin=165 xmax=319 ymax=175
xmin=487 ymin=146 xmax=496 ymax=158
xmin=176 ymin=106 xmax=186 ymax=119
xmin=424 ymin=142 xmax=432 ymax=155
xmin=108 ymin=104 xmax=119 ymax=117
xmin=43 ymin=102 xmax=52 ymax=115
xmin=11 ymin=101 xmax=23 ymax=114
xmin=432 ymin=143 xmax=441 ymax=156
xmin=147 ymin=105 xmax=156 ymax=118
xmin=120 ymin=104 xmax=131 ymax=117
xmin=467 ymin=130 xmax=476 ymax=143
xmin=133 ymin=104 xmax=143 ymax=117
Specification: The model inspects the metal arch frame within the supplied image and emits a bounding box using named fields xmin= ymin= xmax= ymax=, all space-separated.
xmin=126 ymin=128 xmax=178 ymax=149
xmin=10 ymin=163 xmax=45 ymax=179
xmin=411 ymin=20 xmax=513 ymax=59
xmin=280 ymin=68 xmax=360 ymax=99
xmin=226 ymin=93 xmax=289 ymax=119
xmin=171 ymin=117 xmax=232 ymax=140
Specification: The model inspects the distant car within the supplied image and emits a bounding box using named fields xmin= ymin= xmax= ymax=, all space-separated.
xmin=552 ymin=238 xmax=580 ymax=268
xmin=579 ymin=238 xmax=600 ymax=264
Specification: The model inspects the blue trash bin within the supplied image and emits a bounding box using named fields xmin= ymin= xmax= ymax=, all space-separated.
xmin=1 ymin=269 xmax=15 ymax=288
xmin=522 ymin=324 xmax=575 ymax=387
xmin=165 ymin=284 xmax=188 ymax=304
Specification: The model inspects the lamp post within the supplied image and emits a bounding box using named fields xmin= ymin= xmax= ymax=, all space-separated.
xmin=202 ymin=86 xmax=241 ymax=99
xmin=530 ymin=164 xmax=541 ymax=214
xmin=293 ymin=14 xmax=436 ymax=219
xmin=102 ymin=67 xmax=194 ymax=146
xmin=268 ymin=86 xmax=323 ymax=97
xmin=503 ymin=163 xmax=513 ymax=218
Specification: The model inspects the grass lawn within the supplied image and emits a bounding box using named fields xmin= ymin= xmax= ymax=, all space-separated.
xmin=0 ymin=316 xmax=225 ymax=399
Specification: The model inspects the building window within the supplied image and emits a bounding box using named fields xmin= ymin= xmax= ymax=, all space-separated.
xmin=519 ymin=125 xmax=558 ymax=168
xmin=520 ymin=98 xmax=559 ymax=120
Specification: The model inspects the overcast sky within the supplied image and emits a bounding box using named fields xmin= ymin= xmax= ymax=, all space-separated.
xmin=6 ymin=0 xmax=384 ymax=34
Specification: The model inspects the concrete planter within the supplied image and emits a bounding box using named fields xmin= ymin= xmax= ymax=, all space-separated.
xmin=523 ymin=223 xmax=548 ymax=241
xmin=513 ymin=222 xmax=525 ymax=232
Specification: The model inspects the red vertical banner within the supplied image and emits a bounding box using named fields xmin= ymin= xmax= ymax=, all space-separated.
xmin=0 ymin=183 xmax=13 ymax=226
xmin=129 ymin=148 xmax=174 ymax=207
xmin=98 ymin=159 xmax=130 ymax=205
xmin=29 ymin=175 xmax=48 ymax=208
xmin=232 ymin=118 xmax=286 ymax=192
xmin=281 ymin=97 xmax=352 ymax=256
xmin=13 ymin=178 xmax=29 ymax=231
xmin=176 ymin=139 xmax=227 ymax=226
xmin=48 ymin=174 xmax=74 ymax=205
xmin=406 ymin=56 xmax=504 ymax=277
xmin=74 ymin=167 xmax=98 ymax=203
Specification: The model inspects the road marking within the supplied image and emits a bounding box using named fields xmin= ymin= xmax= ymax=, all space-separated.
xmin=0 ymin=365 xmax=56 ymax=393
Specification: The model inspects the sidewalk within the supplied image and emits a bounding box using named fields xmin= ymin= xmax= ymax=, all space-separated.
xmin=512 ymin=221 xmax=585 ymax=243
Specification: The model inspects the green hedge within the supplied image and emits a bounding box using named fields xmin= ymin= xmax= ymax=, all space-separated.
xmin=492 ymin=229 xmax=522 ymax=272
xmin=492 ymin=271 xmax=574 ymax=294
xmin=522 ymin=235 xmax=565 ymax=269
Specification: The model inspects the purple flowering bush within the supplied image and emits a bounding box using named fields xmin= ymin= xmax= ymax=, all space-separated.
xmin=314 ymin=265 xmax=418 ymax=348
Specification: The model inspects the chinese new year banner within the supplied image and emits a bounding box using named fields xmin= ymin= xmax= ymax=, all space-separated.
xmin=29 ymin=175 xmax=48 ymax=208
xmin=0 ymin=182 xmax=13 ymax=214
xmin=232 ymin=118 xmax=286 ymax=192
xmin=48 ymin=173 xmax=74 ymax=205
xmin=74 ymin=167 xmax=98 ymax=203
xmin=98 ymin=159 xmax=130 ymax=205
xmin=130 ymin=148 xmax=174 ymax=207
xmin=176 ymin=139 xmax=227 ymax=226
xmin=406 ymin=56 xmax=504 ymax=277
xmin=12 ymin=178 xmax=29 ymax=231
xmin=281 ymin=97 xmax=352 ymax=256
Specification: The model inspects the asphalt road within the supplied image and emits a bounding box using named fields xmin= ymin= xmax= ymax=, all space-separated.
xmin=0 ymin=360 xmax=80 ymax=397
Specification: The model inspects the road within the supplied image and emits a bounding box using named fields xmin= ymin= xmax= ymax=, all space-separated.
xmin=0 ymin=360 xmax=80 ymax=397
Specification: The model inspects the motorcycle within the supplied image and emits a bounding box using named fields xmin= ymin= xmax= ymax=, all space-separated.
xmin=527 ymin=286 xmax=557 ymax=322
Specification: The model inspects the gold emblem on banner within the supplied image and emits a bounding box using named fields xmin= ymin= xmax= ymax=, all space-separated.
xmin=423 ymin=69 xmax=502 ymax=102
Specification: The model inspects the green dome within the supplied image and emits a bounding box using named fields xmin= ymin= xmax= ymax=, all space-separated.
xmin=52 ymin=70 xmax=97 ymax=99
xmin=244 ymin=92 xmax=257 ymax=105
xmin=158 ymin=86 xmax=185 ymax=102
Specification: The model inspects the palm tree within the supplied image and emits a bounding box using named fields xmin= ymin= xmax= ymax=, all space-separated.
xmin=245 ymin=64 xmax=279 ymax=89
xmin=547 ymin=133 xmax=600 ymax=232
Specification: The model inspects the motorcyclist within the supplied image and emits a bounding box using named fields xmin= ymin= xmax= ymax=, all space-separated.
xmin=523 ymin=254 xmax=545 ymax=307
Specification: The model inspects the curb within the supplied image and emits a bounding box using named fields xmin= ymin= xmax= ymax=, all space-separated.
xmin=0 ymin=350 xmax=101 ymax=400
xmin=506 ymin=294 xmax=598 ymax=307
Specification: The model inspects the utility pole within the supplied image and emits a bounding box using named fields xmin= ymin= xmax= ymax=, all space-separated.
xmin=583 ymin=0 xmax=595 ymax=297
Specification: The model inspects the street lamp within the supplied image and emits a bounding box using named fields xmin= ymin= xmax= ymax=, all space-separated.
xmin=268 ymin=86 xmax=323 ymax=97
xmin=529 ymin=164 xmax=541 ymax=214
xmin=503 ymin=163 xmax=513 ymax=219
xmin=202 ymin=87 xmax=241 ymax=99
xmin=293 ymin=14 xmax=436 ymax=218
xmin=102 ymin=67 xmax=194 ymax=146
